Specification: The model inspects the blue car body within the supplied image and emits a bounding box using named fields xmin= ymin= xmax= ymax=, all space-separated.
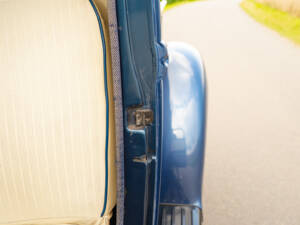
xmin=116 ymin=1 xmax=206 ymax=225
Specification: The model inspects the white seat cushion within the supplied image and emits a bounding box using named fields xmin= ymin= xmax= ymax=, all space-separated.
xmin=0 ymin=0 xmax=116 ymax=224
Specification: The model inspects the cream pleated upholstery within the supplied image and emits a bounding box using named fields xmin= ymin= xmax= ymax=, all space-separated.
xmin=0 ymin=0 xmax=116 ymax=224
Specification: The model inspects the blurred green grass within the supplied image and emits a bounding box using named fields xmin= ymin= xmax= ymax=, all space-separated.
xmin=164 ymin=0 xmax=201 ymax=11
xmin=241 ymin=0 xmax=300 ymax=45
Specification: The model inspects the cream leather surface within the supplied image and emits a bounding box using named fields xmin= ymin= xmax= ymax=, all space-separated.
xmin=0 ymin=0 xmax=116 ymax=224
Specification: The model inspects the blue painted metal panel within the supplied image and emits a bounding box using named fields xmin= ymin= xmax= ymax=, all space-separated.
xmin=159 ymin=42 xmax=206 ymax=209
xmin=116 ymin=0 xmax=168 ymax=225
xmin=116 ymin=0 xmax=206 ymax=224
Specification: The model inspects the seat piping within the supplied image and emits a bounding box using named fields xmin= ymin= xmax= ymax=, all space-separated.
xmin=88 ymin=0 xmax=110 ymax=217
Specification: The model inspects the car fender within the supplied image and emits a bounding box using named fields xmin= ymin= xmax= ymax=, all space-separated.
xmin=156 ymin=42 xmax=206 ymax=225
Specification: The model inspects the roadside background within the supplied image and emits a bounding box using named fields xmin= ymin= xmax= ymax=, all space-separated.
xmin=163 ymin=0 xmax=300 ymax=225
xmin=257 ymin=0 xmax=300 ymax=16
xmin=165 ymin=0 xmax=300 ymax=16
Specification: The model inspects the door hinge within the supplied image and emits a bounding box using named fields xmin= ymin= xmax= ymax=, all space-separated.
xmin=127 ymin=107 xmax=154 ymax=130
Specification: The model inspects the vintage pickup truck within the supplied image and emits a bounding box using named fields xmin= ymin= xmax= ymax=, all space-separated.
xmin=0 ymin=0 xmax=206 ymax=225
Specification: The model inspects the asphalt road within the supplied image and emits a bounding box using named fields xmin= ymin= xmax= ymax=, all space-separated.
xmin=163 ymin=1 xmax=300 ymax=224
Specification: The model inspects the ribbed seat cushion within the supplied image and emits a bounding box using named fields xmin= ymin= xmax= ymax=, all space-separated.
xmin=0 ymin=0 xmax=116 ymax=224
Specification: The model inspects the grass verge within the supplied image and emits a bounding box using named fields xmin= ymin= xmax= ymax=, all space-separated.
xmin=164 ymin=0 xmax=201 ymax=11
xmin=240 ymin=0 xmax=300 ymax=45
